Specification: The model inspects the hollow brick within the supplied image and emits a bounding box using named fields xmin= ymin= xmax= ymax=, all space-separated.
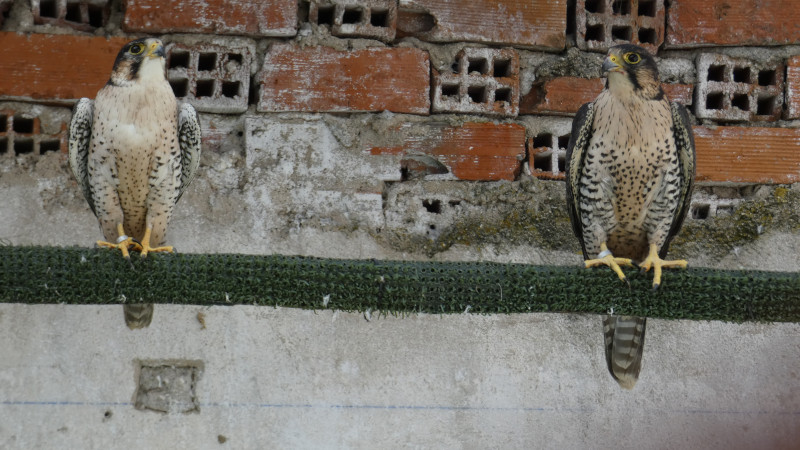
xmin=32 ymin=0 xmax=110 ymax=32
xmin=303 ymin=0 xmax=397 ymax=43
xmin=0 ymin=104 xmax=68 ymax=158
xmin=576 ymin=0 xmax=665 ymax=54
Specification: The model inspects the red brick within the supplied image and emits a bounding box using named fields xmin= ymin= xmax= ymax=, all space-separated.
xmin=667 ymin=0 xmax=800 ymax=47
xmin=432 ymin=47 xmax=519 ymax=117
xmin=576 ymin=0 xmax=665 ymax=54
xmin=785 ymin=56 xmax=800 ymax=120
xmin=256 ymin=44 xmax=430 ymax=114
xmin=123 ymin=0 xmax=296 ymax=36
xmin=32 ymin=0 xmax=111 ymax=32
xmin=0 ymin=32 xmax=129 ymax=101
xmin=694 ymin=126 xmax=800 ymax=184
xmin=520 ymin=77 xmax=693 ymax=115
xmin=370 ymin=122 xmax=526 ymax=181
xmin=397 ymin=0 xmax=566 ymax=49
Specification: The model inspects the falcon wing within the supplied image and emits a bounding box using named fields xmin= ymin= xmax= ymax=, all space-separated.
xmin=176 ymin=103 xmax=202 ymax=202
xmin=660 ymin=102 xmax=696 ymax=258
xmin=565 ymin=102 xmax=596 ymax=259
xmin=68 ymin=98 xmax=96 ymax=216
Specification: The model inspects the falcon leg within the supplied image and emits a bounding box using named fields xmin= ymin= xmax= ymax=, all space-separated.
xmin=138 ymin=225 xmax=173 ymax=258
xmin=638 ymin=243 xmax=688 ymax=289
xmin=97 ymin=223 xmax=142 ymax=259
xmin=584 ymin=243 xmax=634 ymax=284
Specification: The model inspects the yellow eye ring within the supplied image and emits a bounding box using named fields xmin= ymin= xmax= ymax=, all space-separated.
xmin=623 ymin=52 xmax=641 ymax=64
xmin=129 ymin=44 xmax=144 ymax=55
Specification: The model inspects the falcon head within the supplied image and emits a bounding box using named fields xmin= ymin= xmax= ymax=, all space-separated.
xmin=602 ymin=44 xmax=663 ymax=100
xmin=108 ymin=38 xmax=167 ymax=87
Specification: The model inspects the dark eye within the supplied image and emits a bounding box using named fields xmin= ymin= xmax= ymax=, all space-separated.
xmin=623 ymin=52 xmax=641 ymax=64
xmin=129 ymin=44 xmax=144 ymax=55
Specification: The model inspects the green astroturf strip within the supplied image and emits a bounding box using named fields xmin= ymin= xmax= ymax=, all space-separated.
xmin=0 ymin=246 xmax=798 ymax=322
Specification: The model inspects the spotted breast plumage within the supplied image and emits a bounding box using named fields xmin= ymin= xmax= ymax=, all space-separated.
xmin=68 ymin=38 xmax=201 ymax=329
xmin=565 ymin=44 xmax=695 ymax=389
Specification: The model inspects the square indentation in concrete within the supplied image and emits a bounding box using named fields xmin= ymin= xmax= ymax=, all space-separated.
xmin=695 ymin=53 xmax=784 ymax=122
xmin=432 ymin=47 xmax=519 ymax=117
xmin=576 ymin=0 xmax=664 ymax=53
xmin=134 ymin=360 xmax=203 ymax=414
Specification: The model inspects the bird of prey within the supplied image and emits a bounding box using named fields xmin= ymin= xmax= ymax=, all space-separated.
xmin=68 ymin=38 xmax=201 ymax=329
xmin=565 ymin=44 xmax=695 ymax=389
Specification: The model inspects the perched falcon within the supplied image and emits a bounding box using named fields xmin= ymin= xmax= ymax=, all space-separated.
xmin=68 ymin=38 xmax=201 ymax=329
xmin=565 ymin=44 xmax=695 ymax=389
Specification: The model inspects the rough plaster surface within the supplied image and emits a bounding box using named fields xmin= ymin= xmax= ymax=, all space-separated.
xmin=0 ymin=304 xmax=798 ymax=449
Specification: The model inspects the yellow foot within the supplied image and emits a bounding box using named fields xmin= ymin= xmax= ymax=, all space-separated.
xmin=97 ymin=224 xmax=141 ymax=259
xmin=585 ymin=243 xmax=634 ymax=285
xmin=138 ymin=225 xmax=173 ymax=258
xmin=638 ymin=243 xmax=688 ymax=289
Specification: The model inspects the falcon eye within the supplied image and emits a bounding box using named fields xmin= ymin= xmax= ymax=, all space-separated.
xmin=623 ymin=52 xmax=641 ymax=64
xmin=129 ymin=44 xmax=144 ymax=55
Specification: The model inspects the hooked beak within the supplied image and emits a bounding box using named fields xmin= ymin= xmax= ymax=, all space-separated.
xmin=602 ymin=55 xmax=625 ymax=74
xmin=146 ymin=40 xmax=166 ymax=59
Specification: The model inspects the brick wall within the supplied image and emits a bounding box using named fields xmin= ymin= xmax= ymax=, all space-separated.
xmin=2 ymin=0 xmax=799 ymax=254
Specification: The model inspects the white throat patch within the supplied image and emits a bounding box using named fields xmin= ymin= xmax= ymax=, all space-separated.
xmin=138 ymin=57 xmax=166 ymax=85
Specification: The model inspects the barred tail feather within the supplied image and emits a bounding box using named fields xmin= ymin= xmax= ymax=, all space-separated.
xmin=124 ymin=304 xmax=154 ymax=329
xmin=603 ymin=315 xmax=646 ymax=389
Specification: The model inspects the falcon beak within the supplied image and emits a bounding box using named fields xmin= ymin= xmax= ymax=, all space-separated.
xmin=146 ymin=41 xmax=166 ymax=59
xmin=602 ymin=55 xmax=625 ymax=74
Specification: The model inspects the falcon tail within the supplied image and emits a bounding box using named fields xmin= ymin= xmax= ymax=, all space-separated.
xmin=124 ymin=304 xmax=154 ymax=329
xmin=602 ymin=315 xmax=646 ymax=389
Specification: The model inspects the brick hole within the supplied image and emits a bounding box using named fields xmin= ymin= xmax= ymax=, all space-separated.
xmin=638 ymin=0 xmax=657 ymax=17
xmin=422 ymin=199 xmax=442 ymax=214
xmin=612 ymin=0 xmax=631 ymax=15
xmin=707 ymin=64 xmax=726 ymax=82
xmin=0 ymin=115 xmax=6 ymax=132
xmin=450 ymin=60 xmax=461 ymax=73
xmin=40 ymin=139 xmax=61 ymax=154
xmin=584 ymin=0 xmax=604 ymax=13
xmin=586 ymin=24 xmax=604 ymax=42
xmin=196 ymin=80 xmax=215 ymax=98
xmin=342 ymin=6 xmax=363 ymax=24
xmin=557 ymin=154 xmax=566 ymax=173
xmin=493 ymin=59 xmax=511 ymax=77
xmin=317 ymin=4 xmax=335 ymax=25
xmin=198 ymin=53 xmax=217 ymax=71
xmin=298 ymin=0 xmax=310 ymax=22
xmin=13 ymin=117 xmax=34 ymax=134
xmin=0 ymin=137 xmax=6 ymax=154
xmin=169 ymin=51 xmax=190 ymax=69
xmin=757 ymin=96 xmax=776 ymax=115
xmin=65 ymin=2 xmax=81 ymax=23
xmin=248 ymin=78 xmax=260 ymax=106
xmin=557 ymin=135 xmax=571 ymax=149
xmin=532 ymin=151 xmax=553 ymax=172
xmin=566 ymin=3 xmax=575 ymax=35
xmin=758 ymin=70 xmax=776 ymax=86
xmin=87 ymin=4 xmax=104 ymax=27
xmin=705 ymin=92 xmax=725 ymax=110
xmin=221 ymin=81 xmax=240 ymax=98
xmin=532 ymin=133 xmax=553 ymax=149
xmin=716 ymin=205 xmax=735 ymax=216
xmin=494 ymin=87 xmax=511 ymax=103
xmin=14 ymin=138 xmax=34 ymax=155
xmin=467 ymin=57 xmax=489 ymax=75
xmin=169 ymin=78 xmax=189 ymax=97
xmin=39 ymin=0 xmax=58 ymax=18
xmin=731 ymin=93 xmax=749 ymax=111
xmin=441 ymin=84 xmax=459 ymax=99
xmin=370 ymin=8 xmax=389 ymax=27
xmin=467 ymin=85 xmax=487 ymax=103
xmin=612 ymin=26 xmax=632 ymax=41
xmin=227 ymin=53 xmax=243 ymax=65
xmin=691 ymin=204 xmax=710 ymax=220
xmin=638 ymin=28 xmax=656 ymax=44
xmin=733 ymin=67 xmax=751 ymax=83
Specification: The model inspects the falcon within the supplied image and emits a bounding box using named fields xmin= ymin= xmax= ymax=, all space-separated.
xmin=68 ymin=38 xmax=201 ymax=329
xmin=565 ymin=44 xmax=695 ymax=389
